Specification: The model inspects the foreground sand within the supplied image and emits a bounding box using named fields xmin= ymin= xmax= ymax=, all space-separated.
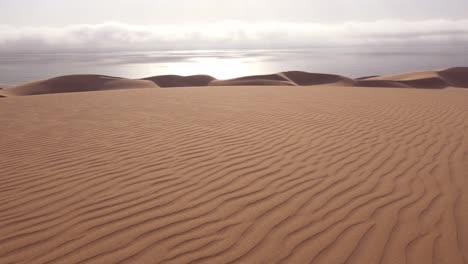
xmin=1 ymin=86 xmax=467 ymax=263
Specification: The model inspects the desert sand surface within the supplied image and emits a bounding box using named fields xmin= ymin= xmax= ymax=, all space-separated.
xmin=1 ymin=83 xmax=467 ymax=263
xmin=4 ymin=67 xmax=468 ymax=97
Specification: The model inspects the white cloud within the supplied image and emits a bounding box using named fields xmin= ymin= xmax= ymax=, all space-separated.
xmin=0 ymin=20 xmax=467 ymax=52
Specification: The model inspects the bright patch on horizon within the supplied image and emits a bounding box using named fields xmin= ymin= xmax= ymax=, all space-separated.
xmin=160 ymin=57 xmax=267 ymax=79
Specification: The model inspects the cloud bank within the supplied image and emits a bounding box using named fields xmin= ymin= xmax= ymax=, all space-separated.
xmin=1 ymin=20 xmax=467 ymax=52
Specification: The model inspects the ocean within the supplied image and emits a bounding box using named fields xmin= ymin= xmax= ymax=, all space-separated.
xmin=1 ymin=46 xmax=467 ymax=86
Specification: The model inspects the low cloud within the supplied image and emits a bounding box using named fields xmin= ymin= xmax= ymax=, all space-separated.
xmin=1 ymin=20 xmax=467 ymax=52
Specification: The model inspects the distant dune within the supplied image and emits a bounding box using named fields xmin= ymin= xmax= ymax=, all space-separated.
xmin=142 ymin=74 xmax=216 ymax=87
xmin=359 ymin=67 xmax=468 ymax=88
xmin=209 ymin=73 xmax=295 ymax=86
xmin=2 ymin=68 xmax=468 ymax=96
xmin=209 ymin=72 xmax=356 ymax=87
xmin=281 ymin=71 xmax=356 ymax=86
xmin=4 ymin=75 xmax=159 ymax=96
xmin=1 ymin=85 xmax=467 ymax=263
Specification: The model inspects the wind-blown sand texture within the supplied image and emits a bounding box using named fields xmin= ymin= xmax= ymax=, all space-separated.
xmin=4 ymin=67 xmax=468 ymax=96
xmin=1 ymin=84 xmax=467 ymax=264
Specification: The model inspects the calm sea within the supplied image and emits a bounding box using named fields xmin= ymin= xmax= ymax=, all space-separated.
xmin=1 ymin=46 xmax=467 ymax=86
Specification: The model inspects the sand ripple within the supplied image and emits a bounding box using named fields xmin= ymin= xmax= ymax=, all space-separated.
xmin=0 ymin=86 xmax=467 ymax=263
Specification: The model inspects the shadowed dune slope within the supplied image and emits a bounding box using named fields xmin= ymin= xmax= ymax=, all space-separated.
xmin=5 ymin=75 xmax=160 ymax=96
xmin=0 ymin=88 xmax=7 ymax=98
xmin=210 ymin=79 xmax=295 ymax=86
xmin=356 ymin=75 xmax=380 ymax=80
xmin=354 ymin=80 xmax=411 ymax=88
xmin=0 ymin=86 xmax=467 ymax=264
xmin=438 ymin=67 xmax=468 ymax=87
xmin=281 ymin=71 xmax=356 ymax=86
xmin=142 ymin=75 xmax=216 ymax=87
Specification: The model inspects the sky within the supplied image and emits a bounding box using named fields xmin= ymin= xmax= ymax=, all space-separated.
xmin=0 ymin=0 xmax=467 ymax=51
xmin=2 ymin=0 xmax=468 ymax=25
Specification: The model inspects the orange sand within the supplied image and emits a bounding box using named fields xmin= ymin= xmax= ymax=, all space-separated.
xmin=0 ymin=83 xmax=467 ymax=263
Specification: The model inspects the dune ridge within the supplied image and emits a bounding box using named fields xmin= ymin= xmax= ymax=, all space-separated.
xmin=2 ymin=67 xmax=467 ymax=96
xmin=0 ymin=85 xmax=467 ymax=263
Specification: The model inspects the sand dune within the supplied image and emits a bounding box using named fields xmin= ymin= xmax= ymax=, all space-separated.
xmin=3 ymin=68 xmax=467 ymax=96
xmin=209 ymin=73 xmax=296 ymax=86
xmin=142 ymin=75 xmax=216 ymax=87
xmin=282 ymin=71 xmax=356 ymax=86
xmin=362 ymin=67 xmax=468 ymax=88
xmin=1 ymin=85 xmax=467 ymax=263
xmin=439 ymin=67 xmax=468 ymax=87
xmin=4 ymin=75 xmax=159 ymax=96
xmin=354 ymin=80 xmax=411 ymax=88
xmin=209 ymin=72 xmax=355 ymax=87
xmin=210 ymin=79 xmax=294 ymax=86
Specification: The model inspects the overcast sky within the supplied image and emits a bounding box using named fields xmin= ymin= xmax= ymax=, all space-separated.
xmin=2 ymin=0 xmax=468 ymax=25
xmin=1 ymin=0 xmax=467 ymax=51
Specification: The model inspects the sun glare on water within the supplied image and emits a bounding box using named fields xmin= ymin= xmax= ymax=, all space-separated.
xmin=161 ymin=57 xmax=265 ymax=79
